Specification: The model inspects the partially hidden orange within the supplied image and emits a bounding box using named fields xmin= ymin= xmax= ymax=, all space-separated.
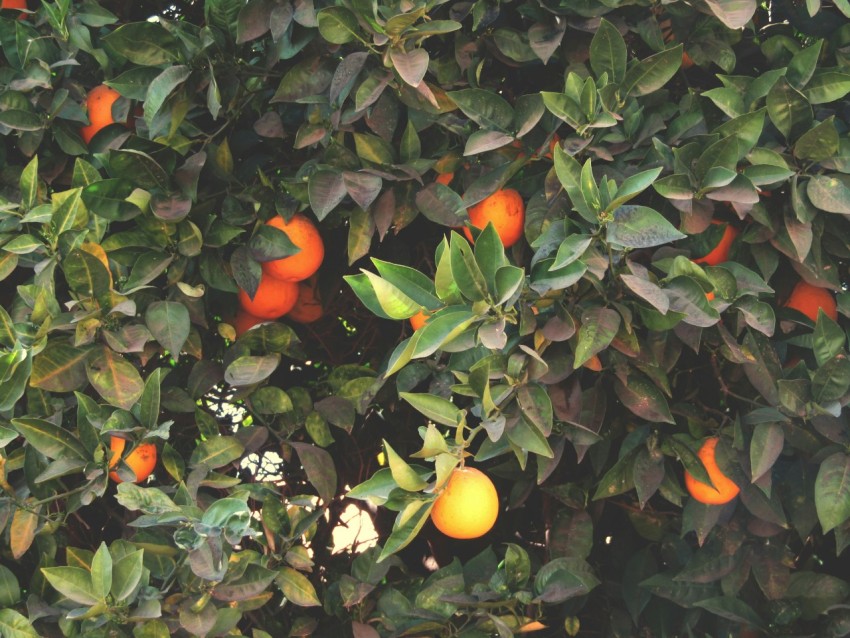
xmin=80 ymin=84 xmax=124 ymax=144
xmin=238 ymin=274 xmax=299 ymax=319
xmin=692 ymin=220 xmax=738 ymax=267
xmin=233 ymin=309 xmax=265 ymax=337
xmin=1 ymin=0 xmax=27 ymax=7
xmin=684 ymin=437 xmax=740 ymax=505
xmin=430 ymin=466 xmax=499 ymax=539
xmin=783 ymin=280 xmax=838 ymax=323
xmin=409 ymin=309 xmax=430 ymax=331
xmin=463 ymin=188 xmax=525 ymax=248
xmin=108 ymin=436 xmax=157 ymax=484
xmin=287 ymin=281 xmax=323 ymax=323
xmin=435 ymin=172 xmax=454 ymax=186
xmin=261 ymin=214 xmax=324 ymax=282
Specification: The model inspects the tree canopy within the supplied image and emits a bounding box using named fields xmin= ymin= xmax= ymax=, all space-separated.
xmin=0 ymin=0 xmax=849 ymax=636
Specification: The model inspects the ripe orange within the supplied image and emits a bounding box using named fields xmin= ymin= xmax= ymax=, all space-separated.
xmin=1 ymin=0 xmax=26 ymax=7
xmin=582 ymin=354 xmax=603 ymax=371
xmin=80 ymin=85 xmax=124 ymax=144
xmin=409 ymin=309 xmax=430 ymax=331
xmin=544 ymin=134 xmax=560 ymax=159
xmin=705 ymin=291 xmax=715 ymax=301
xmin=287 ymin=281 xmax=323 ymax=323
xmin=684 ymin=437 xmax=740 ymax=505
xmin=783 ymin=280 xmax=838 ymax=323
xmin=108 ymin=436 xmax=157 ymax=484
xmin=233 ymin=309 xmax=265 ymax=337
xmin=693 ymin=220 xmax=738 ymax=266
xmin=238 ymin=275 xmax=299 ymax=319
xmin=430 ymin=466 xmax=499 ymax=539
xmin=682 ymin=50 xmax=694 ymax=69
xmin=260 ymin=214 xmax=324 ymax=282
xmin=435 ymin=172 xmax=454 ymax=186
xmin=463 ymin=189 xmax=525 ymax=248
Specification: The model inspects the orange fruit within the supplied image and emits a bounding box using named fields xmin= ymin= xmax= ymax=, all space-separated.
xmin=684 ymin=437 xmax=740 ymax=505
xmin=705 ymin=291 xmax=715 ymax=301
xmin=435 ymin=172 xmax=454 ymax=186
xmin=682 ymin=50 xmax=694 ymax=69
xmin=463 ymin=189 xmax=525 ymax=248
xmin=430 ymin=466 xmax=499 ymax=539
xmin=693 ymin=220 xmax=738 ymax=266
xmin=582 ymin=354 xmax=602 ymax=371
xmin=260 ymin=214 xmax=324 ymax=282
xmin=108 ymin=436 xmax=157 ymax=484
xmin=80 ymin=85 xmax=125 ymax=144
xmin=1 ymin=0 xmax=26 ymax=7
xmin=544 ymin=134 xmax=560 ymax=159
xmin=783 ymin=280 xmax=838 ymax=323
xmin=233 ymin=309 xmax=265 ymax=337
xmin=238 ymin=275 xmax=299 ymax=319
xmin=287 ymin=281 xmax=323 ymax=323
xmin=409 ymin=309 xmax=430 ymax=331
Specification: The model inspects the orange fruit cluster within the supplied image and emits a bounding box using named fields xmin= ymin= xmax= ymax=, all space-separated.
xmin=235 ymin=215 xmax=324 ymax=330
xmin=108 ymin=436 xmax=157 ymax=484
xmin=430 ymin=466 xmax=499 ymax=539
xmin=684 ymin=437 xmax=740 ymax=505
xmin=783 ymin=280 xmax=837 ymax=323
xmin=464 ymin=188 xmax=525 ymax=248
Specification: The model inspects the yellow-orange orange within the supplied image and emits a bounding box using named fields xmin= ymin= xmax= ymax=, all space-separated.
xmin=261 ymin=214 xmax=324 ymax=282
xmin=582 ymin=354 xmax=603 ymax=371
xmin=684 ymin=437 xmax=739 ymax=505
xmin=233 ymin=309 xmax=265 ymax=337
xmin=463 ymin=189 xmax=525 ymax=248
xmin=693 ymin=221 xmax=738 ymax=266
xmin=430 ymin=466 xmax=499 ymax=539
xmin=783 ymin=280 xmax=838 ymax=323
xmin=80 ymin=85 xmax=124 ymax=144
xmin=238 ymin=275 xmax=299 ymax=319
xmin=287 ymin=281 xmax=323 ymax=323
xmin=108 ymin=436 xmax=157 ymax=484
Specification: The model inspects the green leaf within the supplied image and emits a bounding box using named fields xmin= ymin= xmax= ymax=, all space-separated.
xmin=271 ymin=57 xmax=335 ymax=103
xmin=41 ymin=567 xmax=99 ymax=605
xmin=812 ymin=312 xmax=845 ymax=366
xmin=115 ymin=484 xmax=180 ymax=514
xmin=590 ymin=19 xmax=627 ymax=83
xmin=138 ymin=368 xmax=166 ymax=430
xmin=379 ymin=499 xmax=434 ymax=561
xmin=143 ymin=65 xmax=191 ymax=125
xmin=87 ymin=347 xmax=144 ymax=410
xmin=276 ymin=567 xmax=321 ymax=607
xmin=447 ymin=89 xmax=514 ymax=131
xmin=450 ymin=233 xmax=488 ymax=302
xmin=816 ymin=452 xmax=850 ymax=533
xmin=811 ymin=354 xmax=850 ymax=404
xmin=308 ymin=170 xmax=347 ymax=220
xmin=30 ymin=341 xmax=89 ymax=392
xmin=805 ymin=71 xmax=850 ymax=104
xmin=703 ymin=0 xmax=756 ymax=28
xmin=90 ymin=542 xmax=112 ymax=601
xmin=750 ymin=423 xmax=784 ymax=483
xmin=621 ymin=46 xmax=682 ymax=97
xmin=400 ymin=392 xmax=463 ymax=427
xmin=767 ymin=77 xmax=813 ymax=142
xmin=0 ymin=565 xmax=20 ymax=608
xmin=614 ymin=371 xmax=674 ymax=424
xmin=224 ymin=354 xmax=281 ymax=386
xmin=794 ymin=117 xmax=839 ymax=161
xmin=415 ymin=184 xmax=467 ymax=227
xmin=0 ymin=609 xmax=39 ymax=638
xmin=606 ymin=205 xmax=685 ymax=249
xmin=317 ymin=7 xmax=360 ymax=44
xmin=12 ymin=417 xmax=88 ymax=461
xmin=102 ymin=21 xmax=181 ymax=65
xmin=190 ymin=436 xmax=246 ymax=469
xmin=145 ymin=301 xmax=190 ymax=361
xmin=345 ymin=271 xmax=420 ymax=320
xmin=383 ymin=439 xmax=428 ymax=491
xmin=694 ymin=596 xmax=764 ymax=628
xmin=111 ymin=549 xmax=144 ymax=602
xmin=807 ymin=174 xmax=850 ymax=214
xmin=574 ymin=307 xmax=620 ymax=368
xmin=290 ymin=442 xmax=338 ymax=503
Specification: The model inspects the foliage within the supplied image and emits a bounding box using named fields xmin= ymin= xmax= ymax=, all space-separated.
xmin=0 ymin=0 xmax=849 ymax=636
